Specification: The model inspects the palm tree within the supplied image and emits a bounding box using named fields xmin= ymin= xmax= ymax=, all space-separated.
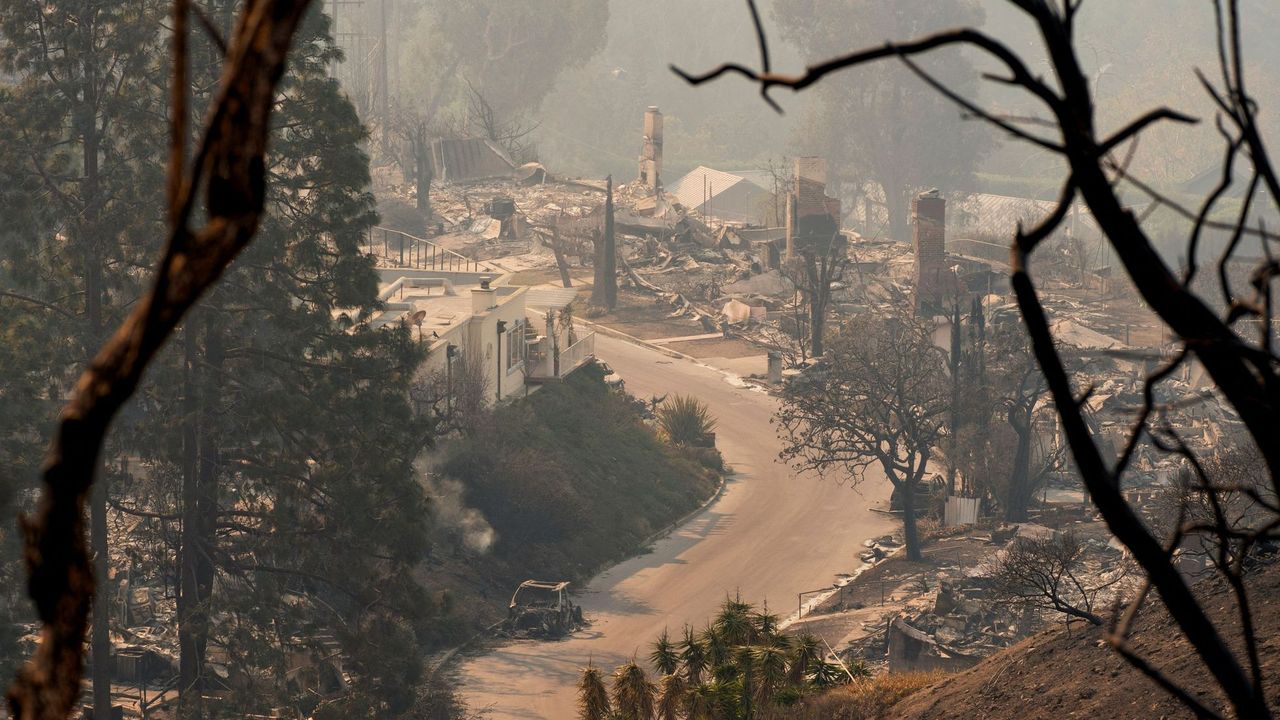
xmin=655 ymin=673 xmax=688 ymax=720
xmin=751 ymin=644 xmax=790 ymax=709
xmin=679 ymin=625 xmax=708 ymax=685
xmin=650 ymin=628 xmax=680 ymax=676
xmin=579 ymin=662 xmax=613 ymax=720
xmin=687 ymin=682 xmax=718 ymax=720
xmin=750 ymin=606 xmax=781 ymax=643
xmin=713 ymin=597 xmax=754 ymax=645
xmin=657 ymin=395 xmax=718 ymax=447
xmin=612 ymin=659 xmax=656 ymax=720
xmin=787 ymin=634 xmax=824 ymax=686
xmin=734 ymin=645 xmax=756 ymax=718
xmin=809 ymin=660 xmax=851 ymax=689
xmin=700 ymin=625 xmax=730 ymax=669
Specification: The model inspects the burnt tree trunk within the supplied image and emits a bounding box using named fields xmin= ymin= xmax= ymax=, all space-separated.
xmin=177 ymin=324 xmax=201 ymax=717
xmin=803 ymin=252 xmax=827 ymax=358
xmin=604 ymin=175 xmax=617 ymax=309
xmin=178 ymin=317 xmax=222 ymax=718
xmin=79 ymin=55 xmax=113 ymax=720
xmin=1004 ymin=401 xmax=1034 ymax=523
xmin=195 ymin=320 xmax=220 ymax=677
xmin=415 ymin=141 xmax=431 ymax=218
xmin=589 ymin=176 xmax=618 ymax=309
xmin=551 ymin=226 xmax=572 ymax=289
xmin=946 ymin=302 xmax=962 ymax=497
xmin=901 ymin=475 xmax=923 ymax=562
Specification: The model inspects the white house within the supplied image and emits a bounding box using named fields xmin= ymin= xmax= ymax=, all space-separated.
xmin=371 ymin=270 xmax=595 ymax=406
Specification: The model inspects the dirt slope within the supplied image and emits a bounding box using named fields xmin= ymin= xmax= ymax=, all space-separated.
xmin=891 ymin=561 xmax=1280 ymax=720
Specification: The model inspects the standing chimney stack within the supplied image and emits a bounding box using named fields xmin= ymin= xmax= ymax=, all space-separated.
xmin=913 ymin=190 xmax=947 ymax=313
xmin=472 ymin=277 xmax=497 ymax=314
xmin=638 ymin=106 xmax=663 ymax=192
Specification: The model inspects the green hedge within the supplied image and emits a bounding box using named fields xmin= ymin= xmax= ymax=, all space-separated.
xmin=439 ymin=363 xmax=719 ymax=580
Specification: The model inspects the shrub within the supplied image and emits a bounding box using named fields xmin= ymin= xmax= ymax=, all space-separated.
xmin=438 ymin=364 xmax=717 ymax=579
xmin=758 ymin=671 xmax=947 ymax=720
xmin=657 ymin=395 xmax=718 ymax=448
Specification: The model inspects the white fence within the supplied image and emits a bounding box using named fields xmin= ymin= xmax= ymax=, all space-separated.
xmin=559 ymin=332 xmax=596 ymax=376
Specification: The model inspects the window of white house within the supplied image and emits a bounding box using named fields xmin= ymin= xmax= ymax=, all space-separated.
xmin=506 ymin=319 xmax=526 ymax=371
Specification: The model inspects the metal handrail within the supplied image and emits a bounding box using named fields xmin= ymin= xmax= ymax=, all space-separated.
xmin=559 ymin=332 xmax=596 ymax=374
xmin=366 ymin=225 xmax=495 ymax=273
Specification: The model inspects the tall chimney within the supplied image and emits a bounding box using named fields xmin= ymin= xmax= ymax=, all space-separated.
xmin=471 ymin=277 xmax=497 ymax=314
xmin=639 ymin=106 xmax=663 ymax=192
xmin=794 ymin=157 xmax=828 ymax=220
xmin=913 ymin=190 xmax=946 ymax=312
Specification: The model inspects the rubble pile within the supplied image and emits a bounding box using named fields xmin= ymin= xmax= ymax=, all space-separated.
xmin=802 ymin=520 xmax=1135 ymax=675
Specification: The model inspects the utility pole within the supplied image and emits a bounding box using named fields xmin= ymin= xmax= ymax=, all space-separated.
xmin=329 ymin=0 xmax=339 ymax=77
xmin=378 ymin=0 xmax=390 ymax=147
xmin=604 ymin=175 xmax=617 ymax=309
xmin=947 ymin=298 xmax=962 ymax=498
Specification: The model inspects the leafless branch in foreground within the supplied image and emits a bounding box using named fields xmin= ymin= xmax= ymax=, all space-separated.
xmin=7 ymin=1 xmax=314 ymax=717
xmin=677 ymin=1 xmax=1280 ymax=717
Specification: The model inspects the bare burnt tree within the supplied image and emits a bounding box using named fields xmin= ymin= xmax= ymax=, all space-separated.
xmin=760 ymin=293 xmax=811 ymax=368
xmin=398 ymin=113 xmax=434 ymax=219
xmin=410 ymin=342 xmax=491 ymax=437
xmin=782 ymin=232 xmax=848 ymax=358
xmin=7 ymin=1 xmax=316 ymax=717
xmin=590 ymin=175 xmax=618 ymax=311
xmin=988 ymin=530 xmax=1129 ymax=626
xmin=463 ymin=79 xmax=540 ymax=164
xmin=676 ymin=1 xmax=1280 ymax=717
xmin=989 ymin=324 xmax=1061 ymax=522
xmin=776 ymin=306 xmax=949 ymax=561
xmin=756 ymin=156 xmax=794 ymax=228
xmin=1155 ymin=446 xmax=1279 ymax=579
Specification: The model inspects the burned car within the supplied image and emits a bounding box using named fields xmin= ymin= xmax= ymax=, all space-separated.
xmin=499 ymin=580 xmax=585 ymax=639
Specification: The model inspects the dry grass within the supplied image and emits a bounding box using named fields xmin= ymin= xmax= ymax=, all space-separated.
xmin=762 ymin=672 xmax=948 ymax=720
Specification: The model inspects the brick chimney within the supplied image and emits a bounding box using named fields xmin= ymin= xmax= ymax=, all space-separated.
xmin=794 ymin=157 xmax=828 ymax=219
xmin=913 ymin=190 xmax=946 ymax=312
xmin=471 ymin=277 xmax=497 ymax=314
xmin=638 ymin=106 xmax=663 ymax=192
xmin=787 ymin=156 xmax=841 ymax=261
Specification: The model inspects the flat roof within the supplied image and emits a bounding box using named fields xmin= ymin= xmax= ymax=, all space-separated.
xmin=370 ymin=275 xmax=520 ymax=331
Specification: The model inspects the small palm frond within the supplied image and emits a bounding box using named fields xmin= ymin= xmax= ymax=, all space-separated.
xmin=750 ymin=607 xmax=781 ymax=642
xmin=612 ymin=659 xmax=656 ymax=720
xmin=700 ymin=625 xmax=730 ymax=669
xmin=578 ymin=662 xmax=613 ymax=720
xmin=650 ymin=628 xmax=680 ymax=676
xmin=656 ymin=673 xmax=688 ymax=720
xmin=680 ymin=625 xmax=708 ymax=685
xmin=713 ymin=597 xmax=754 ymax=645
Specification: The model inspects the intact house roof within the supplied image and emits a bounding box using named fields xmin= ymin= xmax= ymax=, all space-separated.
xmin=667 ymin=166 xmax=774 ymax=224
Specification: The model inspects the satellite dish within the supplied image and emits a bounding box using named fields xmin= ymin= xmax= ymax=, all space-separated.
xmin=411 ymin=310 xmax=427 ymax=325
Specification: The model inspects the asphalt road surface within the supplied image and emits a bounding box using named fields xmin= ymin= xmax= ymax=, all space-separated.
xmin=456 ymin=332 xmax=895 ymax=718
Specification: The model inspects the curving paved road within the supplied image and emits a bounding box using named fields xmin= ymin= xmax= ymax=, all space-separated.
xmin=456 ymin=332 xmax=895 ymax=718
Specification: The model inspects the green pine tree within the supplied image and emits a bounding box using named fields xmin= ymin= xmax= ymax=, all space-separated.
xmin=0 ymin=1 xmax=168 ymax=710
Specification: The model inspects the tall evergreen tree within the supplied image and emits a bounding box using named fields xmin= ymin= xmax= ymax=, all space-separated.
xmin=0 ymin=1 xmax=167 ymax=713
xmin=114 ymin=7 xmax=440 ymax=716
xmin=2 ymin=3 xmax=445 ymax=716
